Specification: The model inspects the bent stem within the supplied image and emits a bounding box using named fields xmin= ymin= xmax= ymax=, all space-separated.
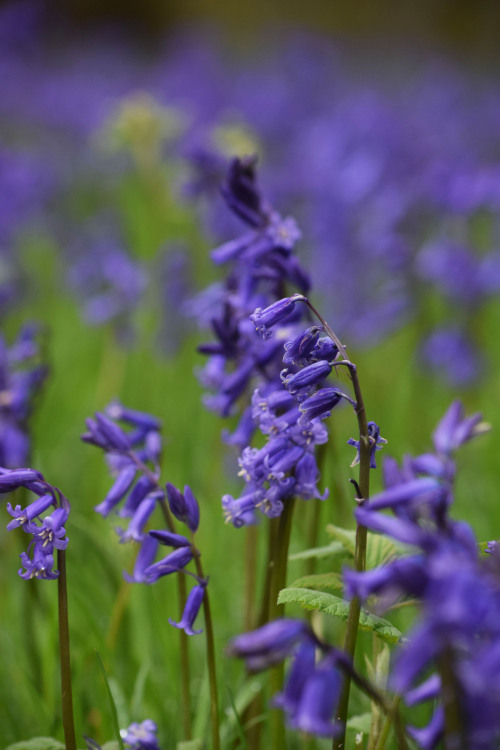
xmin=57 ymin=549 xmax=77 ymax=750
xmin=192 ymin=552 xmax=221 ymax=750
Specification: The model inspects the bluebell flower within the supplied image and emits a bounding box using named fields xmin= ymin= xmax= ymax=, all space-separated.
xmin=343 ymin=402 xmax=497 ymax=748
xmin=250 ymin=297 xmax=301 ymax=339
xmin=144 ymin=546 xmax=194 ymax=583
xmin=169 ymin=581 xmax=207 ymax=636
xmin=347 ymin=421 xmax=387 ymax=469
xmin=3 ymin=468 xmax=70 ymax=580
xmin=166 ymin=483 xmax=200 ymax=533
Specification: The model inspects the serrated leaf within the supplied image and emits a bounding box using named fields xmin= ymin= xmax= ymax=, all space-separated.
xmin=277 ymin=588 xmax=406 ymax=644
xmin=288 ymin=541 xmax=350 ymax=562
xmin=346 ymin=713 xmax=373 ymax=734
xmin=326 ymin=524 xmax=356 ymax=554
xmin=289 ymin=572 xmax=343 ymax=592
xmin=5 ymin=740 xmax=65 ymax=750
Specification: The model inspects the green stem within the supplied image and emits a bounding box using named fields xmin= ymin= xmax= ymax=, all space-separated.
xmin=333 ymin=365 xmax=371 ymax=750
xmin=57 ymin=549 xmax=77 ymax=750
xmin=373 ymin=697 xmax=406 ymax=750
xmin=244 ymin=525 xmax=259 ymax=631
xmin=192 ymin=552 xmax=220 ymax=750
xmin=269 ymin=497 xmax=296 ymax=750
xmin=159 ymin=498 xmax=192 ymax=740
xmin=438 ymin=649 xmax=466 ymax=750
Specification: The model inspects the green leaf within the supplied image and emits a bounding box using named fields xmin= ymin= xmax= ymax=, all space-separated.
xmin=326 ymin=524 xmax=356 ymax=554
xmin=177 ymin=741 xmax=203 ymax=750
xmin=366 ymin=533 xmax=400 ymax=569
xmin=277 ymin=588 xmax=406 ymax=644
xmin=101 ymin=744 xmax=120 ymax=750
xmin=289 ymin=572 xmax=343 ymax=592
xmin=288 ymin=541 xmax=350 ymax=562
xmin=95 ymin=652 xmax=126 ymax=750
xmin=5 ymin=740 xmax=65 ymax=750
xmin=346 ymin=712 xmax=373 ymax=734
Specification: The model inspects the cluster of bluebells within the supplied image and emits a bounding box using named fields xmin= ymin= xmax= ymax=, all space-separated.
xmin=222 ymin=292 xmax=385 ymax=527
xmin=343 ymin=401 xmax=497 ymax=749
xmin=3 ymin=467 xmax=69 ymax=580
xmin=0 ymin=324 xmax=47 ymax=467
xmin=196 ymin=155 xmax=311 ymax=445
xmin=228 ymin=618 xmax=351 ymax=738
xmin=81 ymin=402 xmax=207 ymax=636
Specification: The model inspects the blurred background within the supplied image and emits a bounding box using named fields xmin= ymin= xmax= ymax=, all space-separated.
xmin=1 ymin=0 xmax=500 ymax=747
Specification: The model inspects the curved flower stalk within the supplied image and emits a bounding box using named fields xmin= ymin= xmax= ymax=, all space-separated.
xmin=0 ymin=324 xmax=48 ymax=467
xmin=344 ymin=401 xmax=494 ymax=749
xmin=81 ymin=401 xmax=220 ymax=749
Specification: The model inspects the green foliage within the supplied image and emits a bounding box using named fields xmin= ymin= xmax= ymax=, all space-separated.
xmin=277 ymin=588 xmax=406 ymax=644
xmin=289 ymin=571 xmax=343 ymax=592
xmin=5 ymin=740 xmax=65 ymax=750
xmin=288 ymin=542 xmax=350 ymax=562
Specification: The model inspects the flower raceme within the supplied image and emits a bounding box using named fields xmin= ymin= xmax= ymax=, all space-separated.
xmin=2 ymin=467 xmax=69 ymax=580
xmin=343 ymin=401 xmax=495 ymax=748
xmin=81 ymin=401 xmax=207 ymax=636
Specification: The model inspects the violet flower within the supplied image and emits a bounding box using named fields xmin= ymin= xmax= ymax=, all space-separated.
xmin=3 ymin=467 xmax=70 ymax=580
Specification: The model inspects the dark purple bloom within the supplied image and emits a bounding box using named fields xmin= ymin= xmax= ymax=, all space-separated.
xmin=299 ymin=387 xmax=355 ymax=423
xmin=290 ymin=657 xmax=342 ymax=738
xmin=169 ymin=581 xmax=206 ymax=636
xmin=117 ymin=495 xmax=157 ymax=543
xmin=166 ymin=483 xmax=200 ymax=533
xmin=281 ymin=360 xmax=332 ymax=401
xmin=124 ymin=536 xmax=159 ymax=584
xmin=144 ymin=546 xmax=194 ymax=583
xmin=227 ymin=619 xmax=307 ymax=671
xmin=149 ymin=529 xmax=191 ymax=548
xmin=94 ymin=465 xmax=137 ymax=517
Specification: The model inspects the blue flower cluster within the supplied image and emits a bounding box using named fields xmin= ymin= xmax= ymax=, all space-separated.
xmin=222 ymin=293 xmax=360 ymax=527
xmin=344 ymin=401 xmax=495 ymax=748
xmin=3 ymin=467 xmax=69 ymax=580
xmin=228 ymin=619 xmax=349 ymax=738
xmin=196 ymin=156 xmax=310 ymax=444
xmin=82 ymin=402 xmax=206 ymax=636
xmin=0 ymin=324 xmax=47 ymax=467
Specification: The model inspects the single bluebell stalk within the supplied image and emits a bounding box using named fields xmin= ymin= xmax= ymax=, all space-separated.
xmin=121 ymin=719 xmax=161 ymax=750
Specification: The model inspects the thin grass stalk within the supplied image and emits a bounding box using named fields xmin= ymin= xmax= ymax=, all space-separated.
xmin=57 ymin=548 xmax=77 ymax=750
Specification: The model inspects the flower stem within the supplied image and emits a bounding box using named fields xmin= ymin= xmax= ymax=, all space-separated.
xmin=269 ymin=497 xmax=296 ymax=750
xmin=57 ymin=549 xmax=77 ymax=750
xmin=333 ymin=364 xmax=371 ymax=749
xmin=192 ymin=552 xmax=220 ymax=750
xmin=244 ymin=525 xmax=259 ymax=631
xmin=159 ymin=497 xmax=192 ymax=740
xmin=438 ymin=648 xmax=466 ymax=750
